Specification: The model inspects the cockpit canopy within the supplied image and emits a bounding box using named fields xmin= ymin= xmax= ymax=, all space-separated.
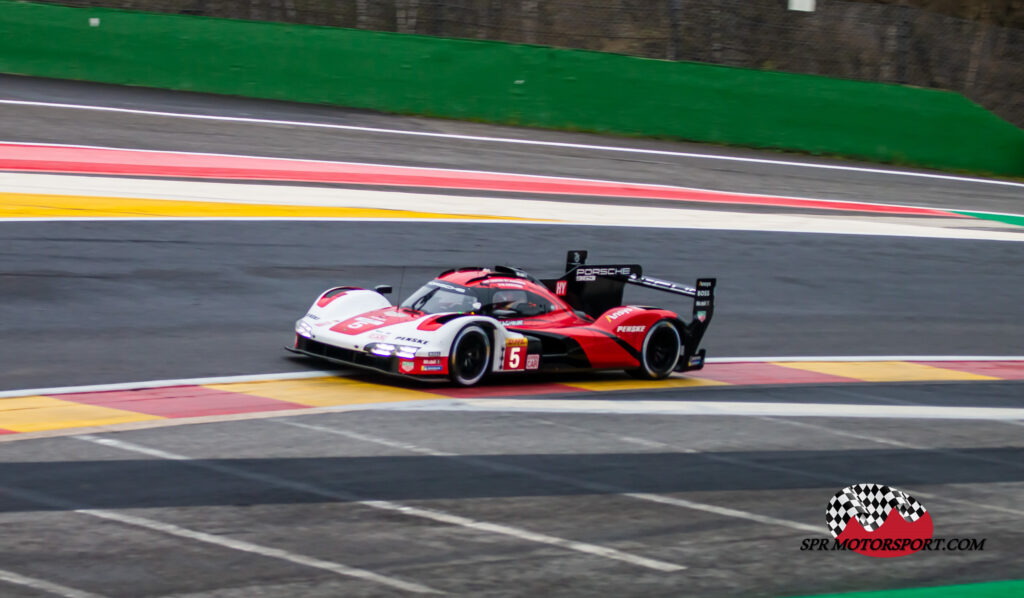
xmin=400 ymin=279 xmax=559 ymax=317
xmin=400 ymin=280 xmax=481 ymax=314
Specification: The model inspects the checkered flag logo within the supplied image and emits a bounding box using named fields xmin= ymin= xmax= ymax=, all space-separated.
xmin=826 ymin=484 xmax=927 ymax=538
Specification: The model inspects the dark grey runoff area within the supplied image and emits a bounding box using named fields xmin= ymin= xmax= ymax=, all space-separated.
xmin=1 ymin=384 xmax=1022 ymax=597
xmin=1 ymin=75 xmax=1023 ymax=214
xmin=1 ymin=221 xmax=1023 ymax=391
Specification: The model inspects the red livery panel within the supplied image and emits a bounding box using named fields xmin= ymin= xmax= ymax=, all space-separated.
xmin=331 ymin=308 xmax=418 ymax=335
xmin=290 ymin=251 xmax=715 ymax=386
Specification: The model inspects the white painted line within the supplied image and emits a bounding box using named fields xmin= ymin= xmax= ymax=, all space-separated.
xmin=620 ymin=492 xmax=822 ymax=533
xmin=78 ymin=510 xmax=443 ymax=594
xmin=535 ymin=416 xmax=1024 ymax=519
xmin=2 ymin=355 xmax=1020 ymax=399
xmin=754 ymin=416 xmax=1024 ymax=518
xmin=0 ymin=483 xmax=441 ymax=595
xmin=74 ymin=435 xmax=685 ymax=572
xmin=2 ymin=214 xmax=1022 ymax=240
xmin=707 ymin=355 xmax=1024 ymax=363
xmin=3 ymin=140 xmax=1008 ymax=218
xmin=1 ymin=100 xmax=1021 ymax=189
xmin=399 ymin=399 xmax=1024 ymax=420
xmin=3 ymin=215 xmax=1022 ymax=243
xmin=0 ymin=568 xmax=107 ymax=598
xmin=0 ymin=370 xmax=342 ymax=398
xmin=281 ymin=421 xmax=821 ymax=535
xmin=4 ymin=172 xmax=1024 ymax=241
xmin=358 ymin=501 xmax=684 ymax=571
xmin=758 ymin=414 xmax=1024 ymax=470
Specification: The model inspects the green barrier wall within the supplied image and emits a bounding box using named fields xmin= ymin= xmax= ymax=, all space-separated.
xmin=2 ymin=1 xmax=1022 ymax=176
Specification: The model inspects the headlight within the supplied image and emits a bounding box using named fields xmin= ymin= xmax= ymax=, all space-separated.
xmin=395 ymin=345 xmax=418 ymax=359
xmin=369 ymin=343 xmax=396 ymax=356
xmin=296 ymin=320 xmax=314 ymax=338
xmin=367 ymin=343 xmax=420 ymax=359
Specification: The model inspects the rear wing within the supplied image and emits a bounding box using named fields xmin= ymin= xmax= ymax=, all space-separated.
xmin=542 ymin=250 xmax=716 ymax=371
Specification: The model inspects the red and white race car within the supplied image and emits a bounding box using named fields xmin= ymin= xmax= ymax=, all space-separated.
xmin=289 ymin=251 xmax=715 ymax=386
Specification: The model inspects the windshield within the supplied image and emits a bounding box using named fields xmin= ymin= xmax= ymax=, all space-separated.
xmin=400 ymin=281 xmax=481 ymax=314
xmin=485 ymin=288 xmax=556 ymax=317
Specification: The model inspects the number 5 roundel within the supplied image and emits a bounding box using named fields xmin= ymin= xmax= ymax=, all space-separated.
xmin=503 ymin=338 xmax=527 ymax=371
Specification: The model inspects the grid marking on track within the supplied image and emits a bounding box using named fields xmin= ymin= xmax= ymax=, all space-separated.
xmin=0 ymin=484 xmax=442 ymax=595
xmin=72 ymin=435 xmax=686 ymax=572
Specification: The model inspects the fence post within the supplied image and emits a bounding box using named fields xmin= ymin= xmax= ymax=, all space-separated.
xmin=896 ymin=2 xmax=909 ymax=84
xmin=523 ymin=0 xmax=539 ymax=44
xmin=668 ymin=0 xmax=683 ymax=61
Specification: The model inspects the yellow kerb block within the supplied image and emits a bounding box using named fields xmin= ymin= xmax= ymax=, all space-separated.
xmin=567 ymin=376 xmax=728 ymax=392
xmin=0 ymin=192 xmax=524 ymax=220
xmin=773 ymin=361 xmax=998 ymax=383
xmin=0 ymin=395 xmax=159 ymax=433
xmin=205 ymin=377 xmax=439 ymax=408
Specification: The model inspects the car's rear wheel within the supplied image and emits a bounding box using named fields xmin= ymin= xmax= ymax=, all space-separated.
xmin=627 ymin=320 xmax=681 ymax=379
xmin=449 ymin=325 xmax=491 ymax=386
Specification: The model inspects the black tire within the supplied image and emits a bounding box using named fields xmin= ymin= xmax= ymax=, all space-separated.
xmin=449 ymin=325 xmax=491 ymax=386
xmin=627 ymin=320 xmax=681 ymax=379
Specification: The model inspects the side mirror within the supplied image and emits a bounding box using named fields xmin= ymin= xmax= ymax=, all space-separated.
xmin=374 ymin=284 xmax=393 ymax=295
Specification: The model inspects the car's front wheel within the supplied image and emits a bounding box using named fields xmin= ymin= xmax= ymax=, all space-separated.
xmin=449 ymin=325 xmax=491 ymax=386
xmin=627 ymin=320 xmax=681 ymax=379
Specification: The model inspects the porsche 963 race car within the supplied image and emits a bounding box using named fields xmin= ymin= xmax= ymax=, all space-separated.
xmin=288 ymin=251 xmax=715 ymax=386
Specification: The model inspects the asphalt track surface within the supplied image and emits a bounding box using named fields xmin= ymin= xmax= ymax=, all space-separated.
xmin=1 ymin=77 xmax=1023 ymax=598
xmin=2 ymin=397 xmax=1023 ymax=598
xmin=2 ymin=221 xmax=1024 ymax=391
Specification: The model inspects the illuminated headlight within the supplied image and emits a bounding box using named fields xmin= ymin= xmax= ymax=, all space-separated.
xmin=367 ymin=343 xmax=420 ymax=359
xmin=296 ymin=320 xmax=314 ymax=338
xmin=369 ymin=343 xmax=396 ymax=357
xmin=395 ymin=345 xmax=419 ymax=359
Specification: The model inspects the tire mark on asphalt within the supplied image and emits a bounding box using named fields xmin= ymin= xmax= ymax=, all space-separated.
xmin=755 ymin=416 xmax=1024 ymax=518
xmin=0 ymin=568 xmax=107 ymax=598
xmin=278 ymin=420 xmax=821 ymax=535
xmin=0 ymin=484 xmax=442 ymax=595
xmin=72 ymin=434 xmax=684 ymax=573
xmin=534 ymin=414 xmax=1024 ymax=519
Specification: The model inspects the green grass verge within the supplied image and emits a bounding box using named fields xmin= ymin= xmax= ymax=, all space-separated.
xmin=791 ymin=581 xmax=1024 ymax=598
xmin=954 ymin=211 xmax=1024 ymax=227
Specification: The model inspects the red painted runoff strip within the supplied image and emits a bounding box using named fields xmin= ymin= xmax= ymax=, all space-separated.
xmin=0 ymin=143 xmax=965 ymax=216
xmin=696 ymin=362 xmax=861 ymax=385
xmin=58 ymin=385 xmax=307 ymax=418
xmin=917 ymin=361 xmax=1024 ymax=380
xmin=0 ymin=428 xmax=16 ymax=435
